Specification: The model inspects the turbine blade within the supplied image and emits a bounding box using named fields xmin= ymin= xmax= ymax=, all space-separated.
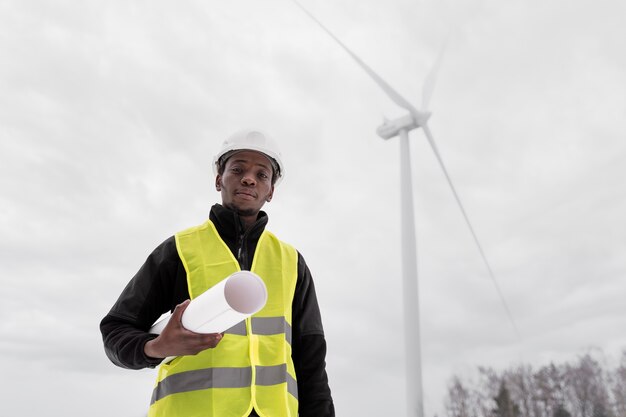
xmin=292 ymin=0 xmax=419 ymax=116
xmin=421 ymin=123 xmax=522 ymax=341
xmin=421 ymin=34 xmax=449 ymax=111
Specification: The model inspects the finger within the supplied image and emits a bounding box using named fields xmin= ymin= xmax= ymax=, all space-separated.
xmin=206 ymin=333 xmax=223 ymax=348
xmin=172 ymin=299 xmax=191 ymax=322
xmin=198 ymin=333 xmax=223 ymax=349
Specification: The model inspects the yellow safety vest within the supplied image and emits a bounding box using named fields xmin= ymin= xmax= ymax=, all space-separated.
xmin=148 ymin=220 xmax=299 ymax=417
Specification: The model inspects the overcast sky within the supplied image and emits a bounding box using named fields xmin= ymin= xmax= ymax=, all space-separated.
xmin=1 ymin=0 xmax=625 ymax=416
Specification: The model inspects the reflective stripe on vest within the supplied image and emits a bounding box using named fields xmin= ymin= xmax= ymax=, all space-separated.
xmin=150 ymin=364 xmax=299 ymax=405
xmin=225 ymin=317 xmax=292 ymax=344
xmin=148 ymin=220 xmax=299 ymax=417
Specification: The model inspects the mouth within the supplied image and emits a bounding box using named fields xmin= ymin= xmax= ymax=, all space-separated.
xmin=235 ymin=190 xmax=257 ymax=200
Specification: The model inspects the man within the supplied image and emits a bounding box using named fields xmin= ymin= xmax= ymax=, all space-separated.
xmin=100 ymin=129 xmax=334 ymax=417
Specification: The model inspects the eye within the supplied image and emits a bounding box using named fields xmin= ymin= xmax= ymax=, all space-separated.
xmin=257 ymin=169 xmax=272 ymax=181
xmin=230 ymin=166 xmax=242 ymax=174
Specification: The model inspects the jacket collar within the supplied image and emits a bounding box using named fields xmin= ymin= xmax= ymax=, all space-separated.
xmin=209 ymin=203 xmax=268 ymax=246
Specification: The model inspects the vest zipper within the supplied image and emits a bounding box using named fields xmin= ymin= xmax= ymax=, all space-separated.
xmin=237 ymin=230 xmax=251 ymax=270
xmin=237 ymin=233 xmax=245 ymax=268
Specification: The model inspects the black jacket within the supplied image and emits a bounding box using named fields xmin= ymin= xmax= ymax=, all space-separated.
xmin=100 ymin=204 xmax=334 ymax=417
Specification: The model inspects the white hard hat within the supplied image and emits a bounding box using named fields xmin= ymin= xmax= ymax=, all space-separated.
xmin=213 ymin=129 xmax=285 ymax=185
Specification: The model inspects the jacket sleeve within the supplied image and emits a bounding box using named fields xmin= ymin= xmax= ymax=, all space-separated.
xmin=100 ymin=236 xmax=188 ymax=369
xmin=292 ymin=253 xmax=335 ymax=417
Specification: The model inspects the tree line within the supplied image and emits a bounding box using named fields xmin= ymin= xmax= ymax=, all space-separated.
xmin=443 ymin=350 xmax=626 ymax=417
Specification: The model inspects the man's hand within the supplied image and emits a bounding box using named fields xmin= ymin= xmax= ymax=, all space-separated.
xmin=144 ymin=299 xmax=224 ymax=359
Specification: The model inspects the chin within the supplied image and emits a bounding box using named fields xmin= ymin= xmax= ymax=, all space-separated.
xmin=226 ymin=203 xmax=259 ymax=217
xmin=237 ymin=208 xmax=259 ymax=217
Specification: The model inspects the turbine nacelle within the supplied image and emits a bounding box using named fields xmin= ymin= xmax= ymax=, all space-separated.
xmin=376 ymin=111 xmax=432 ymax=140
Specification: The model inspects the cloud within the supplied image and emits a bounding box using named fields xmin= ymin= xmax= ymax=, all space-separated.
xmin=1 ymin=0 xmax=625 ymax=416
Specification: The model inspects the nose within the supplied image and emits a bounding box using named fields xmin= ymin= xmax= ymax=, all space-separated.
xmin=241 ymin=174 xmax=256 ymax=186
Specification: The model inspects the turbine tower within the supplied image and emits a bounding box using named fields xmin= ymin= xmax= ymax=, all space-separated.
xmin=292 ymin=2 xmax=520 ymax=416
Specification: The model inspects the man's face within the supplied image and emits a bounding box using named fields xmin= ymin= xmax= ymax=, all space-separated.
xmin=216 ymin=150 xmax=275 ymax=219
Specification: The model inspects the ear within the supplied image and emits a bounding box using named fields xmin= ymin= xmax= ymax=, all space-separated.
xmin=215 ymin=175 xmax=222 ymax=191
xmin=266 ymin=185 xmax=275 ymax=202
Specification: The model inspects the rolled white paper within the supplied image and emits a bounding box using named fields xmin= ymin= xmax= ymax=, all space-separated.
xmin=149 ymin=270 xmax=268 ymax=335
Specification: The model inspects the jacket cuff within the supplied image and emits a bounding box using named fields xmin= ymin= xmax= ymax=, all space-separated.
xmin=141 ymin=334 xmax=165 ymax=368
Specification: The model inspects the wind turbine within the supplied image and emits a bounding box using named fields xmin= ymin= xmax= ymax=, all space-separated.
xmin=292 ymin=2 xmax=520 ymax=417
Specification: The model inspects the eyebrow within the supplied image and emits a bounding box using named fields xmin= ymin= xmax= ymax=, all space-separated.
xmin=230 ymin=158 xmax=271 ymax=170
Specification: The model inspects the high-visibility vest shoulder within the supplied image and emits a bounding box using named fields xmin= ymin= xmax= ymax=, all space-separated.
xmin=148 ymin=219 xmax=299 ymax=417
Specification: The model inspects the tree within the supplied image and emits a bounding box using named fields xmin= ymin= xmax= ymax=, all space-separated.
xmin=505 ymin=364 xmax=540 ymax=417
xmin=553 ymin=404 xmax=572 ymax=417
xmin=535 ymin=363 xmax=568 ymax=417
xmin=591 ymin=401 xmax=612 ymax=417
xmin=492 ymin=381 xmax=521 ymax=417
xmin=610 ymin=350 xmax=626 ymax=417
xmin=443 ymin=349 xmax=624 ymax=417
xmin=565 ymin=354 xmax=611 ymax=417
xmin=445 ymin=377 xmax=475 ymax=417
